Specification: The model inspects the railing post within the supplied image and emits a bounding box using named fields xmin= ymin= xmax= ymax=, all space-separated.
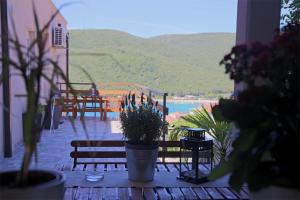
xmin=162 ymin=93 xmax=168 ymax=141
xmin=162 ymin=93 xmax=168 ymax=162
xmin=148 ymin=91 xmax=152 ymax=103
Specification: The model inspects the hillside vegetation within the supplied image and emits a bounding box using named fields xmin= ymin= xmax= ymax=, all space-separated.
xmin=69 ymin=29 xmax=235 ymax=98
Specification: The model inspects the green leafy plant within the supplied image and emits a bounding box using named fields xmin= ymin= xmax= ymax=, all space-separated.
xmin=37 ymin=103 xmax=45 ymax=113
xmin=209 ymin=23 xmax=300 ymax=192
xmin=120 ymin=93 xmax=163 ymax=145
xmin=181 ymin=106 xmax=231 ymax=163
xmin=281 ymin=0 xmax=300 ymax=23
xmin=0 ymin=7 xmax=81 ymax=186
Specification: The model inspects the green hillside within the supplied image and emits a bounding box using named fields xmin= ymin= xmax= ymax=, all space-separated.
xmin=69 ymin=29 xmax=235 ymax=98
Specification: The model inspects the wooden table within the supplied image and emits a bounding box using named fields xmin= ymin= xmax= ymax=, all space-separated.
xmin=60 ymin=163 xmax=249 ymax=200
xmin=79 ymin=94 xmax=106 ymax=120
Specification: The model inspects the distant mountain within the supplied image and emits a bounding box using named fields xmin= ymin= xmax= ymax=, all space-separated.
xmin=69 ymin=29 xmax=235 ymax=98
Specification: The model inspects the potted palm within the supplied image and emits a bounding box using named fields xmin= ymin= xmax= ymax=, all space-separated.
xmin=182 ymin=105 xmax=231 ymax=164
xmin=0 ymin=9 xmax=79 ymax=199
xmin=120 ymin=93 xmax=163 ymax=182
xmin=209 ymin=23 xmax=300 ymax=198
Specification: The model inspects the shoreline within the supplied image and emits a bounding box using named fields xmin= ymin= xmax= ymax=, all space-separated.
xmin=160 ymin=98 xmax=218 ymax=104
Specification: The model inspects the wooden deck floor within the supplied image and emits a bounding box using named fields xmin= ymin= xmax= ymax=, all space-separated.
xmin=64 ymin=186 xmax=249 ymax=200
xmin=0 ymin=118 xmax=249 ymax=199
xmin=61 ymin=163 xmax=249 ymax=200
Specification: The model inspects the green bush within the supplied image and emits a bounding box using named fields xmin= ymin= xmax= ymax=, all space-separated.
xmin=182 ymin=106 xmax=231 ymax=163
xmin=120 ymin=94 xmax=163 ymax=145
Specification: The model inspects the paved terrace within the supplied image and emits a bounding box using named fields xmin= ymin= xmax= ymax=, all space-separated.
xmin=0 ymin=117 xmax=123 ymax=171
xmin=0 ymin=117 xmax=250 ymax=199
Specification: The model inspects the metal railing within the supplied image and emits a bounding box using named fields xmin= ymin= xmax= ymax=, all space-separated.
xmin=57 ymin=82 xmax=169 ymax=140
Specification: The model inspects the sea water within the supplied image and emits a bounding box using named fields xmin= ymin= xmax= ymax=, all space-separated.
xmin=71 ymin=102 xmax=199 ymax=119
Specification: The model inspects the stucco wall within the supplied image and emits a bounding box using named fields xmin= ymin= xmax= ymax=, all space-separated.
xmin=0 ymin=17 xmax=4 ymax=159
xmin=1 ymin=0 xmax=67 ymax=156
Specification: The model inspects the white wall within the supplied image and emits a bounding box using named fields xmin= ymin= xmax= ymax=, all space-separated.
xmin=234 ymin=0 xmax=281 ymax=93
xmin=2 ymin=0 xmax=67 ymax=155
xmin=236 ymin=0 xmax=281 ymax=45
xmin=0 ymin=15 xmax=4 ymax=159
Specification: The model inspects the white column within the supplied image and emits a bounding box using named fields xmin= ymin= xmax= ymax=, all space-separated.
xmin=236 ymin=0 xmax=281 ymax=45
xmin=234 ymin=0 xmax=281 ymax=93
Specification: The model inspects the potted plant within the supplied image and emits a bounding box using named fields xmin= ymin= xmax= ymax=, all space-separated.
xmin=0 ymin=9 xmax=79 ymax=199
xmin=182 ymin=105 xmax=231 ymax=164
xmin=168 ymin=105 xmax=231 ymax=164
xmin=120 ymin=93 xmax=163 ymax=182
xmin=44 ymin=93 xmax=63 ymax=130
xmin=36 ymin=103 xmax=46 ymax=130
xmin=22 ymin=103 xmax=45 ymax=143
xmin=209 ymin=23 xmax=300 ymax=198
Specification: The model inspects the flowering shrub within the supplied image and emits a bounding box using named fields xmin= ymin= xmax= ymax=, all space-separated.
xmin=120 ymin=93 xmax=163 ymax=145
xmin=210 ymin=23 xmax=300 ymax=191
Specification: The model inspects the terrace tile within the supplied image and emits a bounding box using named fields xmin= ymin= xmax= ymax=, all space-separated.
xmin=0 ymin=117 xmax=123 ymax=171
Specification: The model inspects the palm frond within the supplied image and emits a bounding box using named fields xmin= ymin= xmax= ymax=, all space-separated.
xmin=182 ymin=105 xmax=231 ymax=163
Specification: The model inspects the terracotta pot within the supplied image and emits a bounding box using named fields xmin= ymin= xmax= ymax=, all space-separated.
xmin=0 ymin=170 xmax=65 ymax=200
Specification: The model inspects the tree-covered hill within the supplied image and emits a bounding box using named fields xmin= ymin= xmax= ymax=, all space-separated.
xmin=69 ymin=29 xmax=235 ymax=98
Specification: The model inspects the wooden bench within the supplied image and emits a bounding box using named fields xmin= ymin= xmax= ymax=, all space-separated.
xmin=70 ymin=140 xmax=213 ymax=170
xmin=66 ymin=140 xmax=250 ymax=199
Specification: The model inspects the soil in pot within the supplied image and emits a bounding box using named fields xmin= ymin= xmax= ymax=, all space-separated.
xmin=0 ymin=170 xmax=65 ymax=200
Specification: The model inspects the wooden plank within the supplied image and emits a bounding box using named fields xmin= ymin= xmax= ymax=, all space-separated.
xmin=131 ymin=188 xmax=143 ymax=200
xmin=156 ymin=187 xmax=172 ymax=200
xmin=168 ymin=188 xmax=184 ymax=200
xmin=74 ymin=187 xmax=90 ymax=200
xmin=106 ymin=164 xmax=116 ymax=171
xmin=241 ymin=187 xmax=250 ymax=195
xmin=144 ymin=188 xmax=157 ymax=200
xmin=180 ymin=187 xmax=198 ymax=200
xmin=217 ymin=187 xmax=239 ymax=199
xmin=118 ymin=188 xmax=129 ymax=200
xmin=204 ymin=164 xmax=212 ymax=171
xmin=205 ymin=188 xmax=224 ymax=200
xmin=85 ymin=164 xmax=96 ymax=171
xmin=158 ymin=151 xmax=181 ymax=158
xmin=116 ymin=164 xmax=127 ymax=171
xmin=159 ymin=141 xmax=181 ymax=147
xmin=95 ymin=164 xmax=105 ymax=172
xmin=199 ymin=165 xmax=209 ymax=174
xmin=64 ymin=187 xmax=77 ymax=200
xmin=235 ymin=189 xmax=249 ymax=199
xmin=71 ymin=151 xmax=126 ymax=158
xmin=175 ymin=163 xmax=188 ymax=171
xmin=54 ymin=163 xmax=64 ymax=171
xmin=71 ymin=140 xmax=180 ymax=148
xmin=89 ymin=188 xmax=103 ymax=200
xmin=155 ymin=166 xmax=159 ymax=172
xmin=73 ymin=164 xmax=85 ymax=171
xmin=157 ymin=164 xmax=168 ymax=172
xmin=62 ymin=161 xmax=73 ymax=171
xmin=193 ymin=187 xmax=211 ymax=200
xmin=71 ymin=151 xmax=182 ymax=159
xmin=165 ymin=164 xmax=179 ymax=172
xmin=103 ymin=188 xmax=118 ymax=200
xmin=71 ymin=140 xmax=124 ymax=147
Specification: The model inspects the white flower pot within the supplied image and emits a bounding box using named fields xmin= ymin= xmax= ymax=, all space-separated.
xmin=125 ymin=141 xmax=158 ymax=182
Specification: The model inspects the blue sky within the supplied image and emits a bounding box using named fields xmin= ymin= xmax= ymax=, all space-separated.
xmin=52 ymin=0 xmax=238 ymax=38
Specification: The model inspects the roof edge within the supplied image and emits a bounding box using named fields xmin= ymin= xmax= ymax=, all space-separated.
xmin=48 ymin=0 xmax=68 ymax=24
